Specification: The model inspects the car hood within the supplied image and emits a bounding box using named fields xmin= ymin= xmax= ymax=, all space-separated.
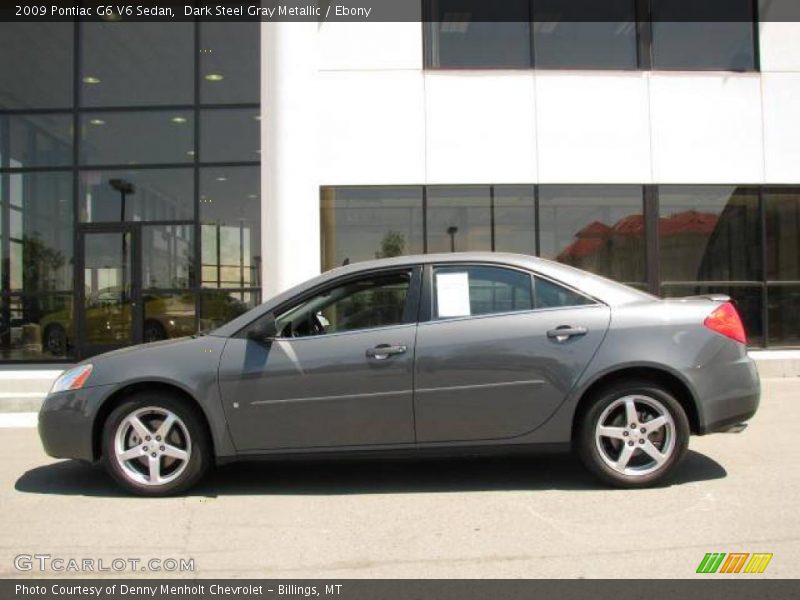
xmin=80 ymin=334 xmax=229 ymax=390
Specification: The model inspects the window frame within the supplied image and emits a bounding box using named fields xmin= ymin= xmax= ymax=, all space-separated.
xmin=421 ymin=0 xmax=760 ymax=73
xmin=239 ymin=265 xmax=424 ymax=341
xmin=420 ymin=262 xmax=601 ymax=324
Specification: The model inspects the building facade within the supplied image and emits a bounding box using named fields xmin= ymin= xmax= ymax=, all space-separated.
xmin=1 ymin=6 xmax=800 ymax=361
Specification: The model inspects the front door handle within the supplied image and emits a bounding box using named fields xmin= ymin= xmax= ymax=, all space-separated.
xmin=366 ymin=344 xmax=407 ymax=360
xmin=547 ymin=326 xmax=588 ymax=342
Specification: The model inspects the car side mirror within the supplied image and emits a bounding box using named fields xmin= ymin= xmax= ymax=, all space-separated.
xmin=247 ymin=312 xmax=277 ymax=344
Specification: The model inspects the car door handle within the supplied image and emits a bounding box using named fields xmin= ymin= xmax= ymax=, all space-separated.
xmin=366 ymin=344 xmax=407 ymax=360
xmin=547 ymin=326 xmax=588 ymax=342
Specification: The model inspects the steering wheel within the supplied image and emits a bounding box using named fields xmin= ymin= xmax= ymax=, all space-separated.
xmin=288 ymin=312 xmax=326 ymax=337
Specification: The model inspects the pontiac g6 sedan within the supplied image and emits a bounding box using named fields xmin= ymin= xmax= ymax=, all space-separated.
xmin=38 ymin=253 xmax=760 ymax=495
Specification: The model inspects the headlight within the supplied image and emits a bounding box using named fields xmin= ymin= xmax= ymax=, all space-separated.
xmin=50 ymin=364 xmax=94 ymax=394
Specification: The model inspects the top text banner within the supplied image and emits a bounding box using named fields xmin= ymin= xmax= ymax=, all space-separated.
xmin=4 ymin=0 xmax=800 ymax=22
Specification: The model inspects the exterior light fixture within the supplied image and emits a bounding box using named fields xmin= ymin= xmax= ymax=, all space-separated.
xmin=204 ymin=73 xmax=224 ymax=82
xmin=82 ymin=76 xmax=101 ymax=84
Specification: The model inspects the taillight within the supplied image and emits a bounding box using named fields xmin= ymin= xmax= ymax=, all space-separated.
xmin=704 ymin=302 xmax=747 ymax=344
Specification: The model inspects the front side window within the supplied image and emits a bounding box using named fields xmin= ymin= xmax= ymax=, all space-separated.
xmin=275 ymin=271 xmax=412 ymax=338
xmin=433 ymin=265 xmax=533 ymax=319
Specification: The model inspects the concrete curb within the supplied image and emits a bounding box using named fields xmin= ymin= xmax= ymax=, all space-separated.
xmin=0 ymin=353 xmax=797 ymax=413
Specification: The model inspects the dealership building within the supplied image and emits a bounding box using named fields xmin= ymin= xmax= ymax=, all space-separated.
xmin=1 ymin=5 xmax=799 ymax=362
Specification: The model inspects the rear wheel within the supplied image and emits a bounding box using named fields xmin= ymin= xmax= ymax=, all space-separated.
xmin=576 ymin=380 xmax=690 ymax=488
xmin=101 ymin=393 xmax=211 ymax=496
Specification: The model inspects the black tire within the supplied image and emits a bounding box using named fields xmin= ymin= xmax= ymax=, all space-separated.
xmin=576 ymin=379 xmax=690 ymax=488
xmin=101 ymin=392 xmax=212 ymax=496
xmin=43 ymin=324 xmax=68 ymax=357
xmin=143 ymin=320 xmax=167 ymax=343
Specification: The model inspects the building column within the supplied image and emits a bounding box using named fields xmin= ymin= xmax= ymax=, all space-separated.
xmin=261 ymin=22 xmax=319 ymax=299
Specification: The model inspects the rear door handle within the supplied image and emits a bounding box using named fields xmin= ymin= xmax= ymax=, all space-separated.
xmin=547 ymin=326 xmax=588 ymax=342
xmin=366 ymin=344 xmax=407 ymax=360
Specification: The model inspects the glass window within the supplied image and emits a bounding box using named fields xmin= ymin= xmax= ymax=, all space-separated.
xmin=275 ymin=271 xmax=412 ymax=338
xmin=493 ymin=185 xmax=536 ymax=256
xmin=0 ymin=23 xmax=73 ymax=109
xmin=532 ymin=0 xmax=637 ymax=69
xmin=142 ymin=292 xmax=197 ymax=342
xmin=768 ymin=286 xmax=800 ymax=347
xmin=659 ymin=186 xmax=761 ymax=283
xmin=79 ymin=168 xmax=193 ymax=222
xmin=427 ymin=186 xmax=492 ymax=253
xmin=1 ymin=294 xmax=74 ymax=360
xmin=765 ymin=190 xmax=800 ymax=281
xmin=651 ymin=0 xmax=756 ymax=71
xmin=662 ymin=284 xmax=763 ymax=347
xmin=200 ymin=167 xmax=261 ymax=288
xmin=200 ymin=22 xmax=260 ymax=104
xmin=433 ymin=265 xmax=533 ymax=319
xmin=199 ymin=289 xmax=258 ymax=332
xmin=320 ymin=186 xmax=424 ymax=271
xmin=426 ymin=0 xmax=531 ymax=68
xmin=0 ymin=114 xmax=73 ymax=169
xmin=4 ymin=171 xmax=73 ymax=293
xmin=81 ymin=23 xmax=193 ymax=107
xmin=534 ymin=276 xmax=594 ymax=309
xmin=82 ymin=231 xmax=133 ymax=346
xmin=142 ymin=225 xmax=194 ymax=289
xmin=200 ymin=109 xmax=261 ymax=163
xmin=539 ymin=185 xmax=645 ymax=283
xmin=80 ymin=110 xmax=194 ymax=166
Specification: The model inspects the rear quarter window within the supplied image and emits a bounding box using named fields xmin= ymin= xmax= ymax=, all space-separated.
xmin=534 ymin=276 xmax=595 ymax=309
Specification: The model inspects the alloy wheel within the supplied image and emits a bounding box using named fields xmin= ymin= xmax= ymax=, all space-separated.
xmin=113 ymin=406 xmax=192 ymax=486
xmin=594 ymin=394 xmax=676 ymax=477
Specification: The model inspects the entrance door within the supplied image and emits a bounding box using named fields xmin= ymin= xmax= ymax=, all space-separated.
xmin=78 ymin=226 xmax=142 ymax=357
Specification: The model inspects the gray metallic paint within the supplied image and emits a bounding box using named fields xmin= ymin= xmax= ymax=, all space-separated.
xmin=37 ymin=253 xmax=760 ymax=464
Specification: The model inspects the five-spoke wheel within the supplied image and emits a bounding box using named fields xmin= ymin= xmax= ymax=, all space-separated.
xmin=114 ymin=407 xmax=192 ymax=486
xmin=102 ymin=393 xmax=210 ymax=496
xmin=577 ymin=380 xmax=689 ymax=488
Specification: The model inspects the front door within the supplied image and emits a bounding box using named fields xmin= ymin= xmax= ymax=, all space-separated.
xmin=219 ymin=267 xmax=421 ymax=452
xmin=77 ymin=225 xmax=142 ymax=357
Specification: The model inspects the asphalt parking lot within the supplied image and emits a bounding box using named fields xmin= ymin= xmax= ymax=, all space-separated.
xmin=1 ymin=378 xmax=798 ymax=579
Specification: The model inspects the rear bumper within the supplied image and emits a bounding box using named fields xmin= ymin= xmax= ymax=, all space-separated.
xmin=687 ymin=353 xmax=761 ymax=435
xmin=38 ymin=385 xmax=114 ymax=462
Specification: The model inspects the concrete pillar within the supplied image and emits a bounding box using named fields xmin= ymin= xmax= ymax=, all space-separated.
xmin=261 ymin=22 xmax=320 ymax=299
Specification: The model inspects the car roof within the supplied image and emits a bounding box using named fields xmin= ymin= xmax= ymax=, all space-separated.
xmin=210 ymin=252 xmax=655 ymax=337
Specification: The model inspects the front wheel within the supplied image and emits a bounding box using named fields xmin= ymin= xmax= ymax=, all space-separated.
xmin=101 ymin=394 xmax=211 ymax=496
xmin=576 ymin=380 xmax=690 ymax=488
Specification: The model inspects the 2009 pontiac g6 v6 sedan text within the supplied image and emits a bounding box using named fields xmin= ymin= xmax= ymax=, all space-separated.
xmin=38 ymin=253 xmax=760 ymax=495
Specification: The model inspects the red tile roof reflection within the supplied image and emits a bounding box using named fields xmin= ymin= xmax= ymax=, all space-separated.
xmin=557 ymin=210 xmax=719 ymax=259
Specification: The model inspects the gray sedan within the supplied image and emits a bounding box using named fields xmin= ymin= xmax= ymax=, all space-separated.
xmin=38 ymin=253 xmax=760 ymax=495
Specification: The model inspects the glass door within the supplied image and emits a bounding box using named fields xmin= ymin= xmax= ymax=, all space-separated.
xmin=78 ymin=226 xmax=142 ymax=357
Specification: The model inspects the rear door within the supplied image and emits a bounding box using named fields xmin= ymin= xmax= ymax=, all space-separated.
xmin=413 ymin=264 xmax=610 ymax=443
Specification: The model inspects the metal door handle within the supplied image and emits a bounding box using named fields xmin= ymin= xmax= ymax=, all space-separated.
xmin=366 ymin=344 xmax=407 ymax=360
xmin=547 ymin=326 xmax=588 ymax=342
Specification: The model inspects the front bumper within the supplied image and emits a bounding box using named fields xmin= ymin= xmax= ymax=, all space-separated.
xmin=38 ymin=384 xmax=115 ymax=462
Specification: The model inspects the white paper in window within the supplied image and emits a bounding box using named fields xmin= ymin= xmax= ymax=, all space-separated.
xmin=436 ymin=272 xmax=471 ymax=317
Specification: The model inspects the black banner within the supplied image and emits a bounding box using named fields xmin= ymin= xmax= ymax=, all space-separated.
xmin=3 ymin=0 xmax=800 ymax=23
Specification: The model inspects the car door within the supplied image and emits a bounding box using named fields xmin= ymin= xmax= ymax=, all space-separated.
xmin=219 ymin=267 xmax=421 ymax=452
xmin=413 ymin=264 xmax=610 ymax=443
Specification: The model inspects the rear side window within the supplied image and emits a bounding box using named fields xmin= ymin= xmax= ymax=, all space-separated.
xmin=433 ymin=265 xmax=533 ymax=319
xmin=534 ymin=276 xmax=595 ymax=309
